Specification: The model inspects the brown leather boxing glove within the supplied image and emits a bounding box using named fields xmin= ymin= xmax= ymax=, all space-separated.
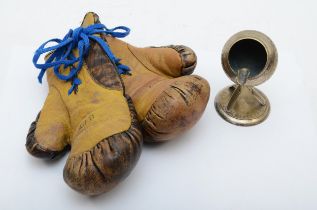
xmin=121 ymin=45 xmax=210 ymax=141
xmin=87 ymin=12 xmax=210 ymax=142
xmin=26 ymin=13 xmax=142 ymax=195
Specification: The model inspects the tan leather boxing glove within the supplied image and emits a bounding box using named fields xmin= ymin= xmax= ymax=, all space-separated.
xmin=26 ymin=13 xmax=142 ymax=195
xmin=84 ymin=12 xmax=210 ymax=142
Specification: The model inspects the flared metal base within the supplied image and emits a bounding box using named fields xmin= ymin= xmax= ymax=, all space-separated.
xmin=214 ymin=85 xmax=270 ymax=126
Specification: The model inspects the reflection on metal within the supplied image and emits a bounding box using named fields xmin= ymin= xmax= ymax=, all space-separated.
xmin=215 ymin=30 xmax=278 ymax=126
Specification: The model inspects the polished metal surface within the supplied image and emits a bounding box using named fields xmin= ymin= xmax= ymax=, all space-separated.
xmin=215 ymin=30 xmax=277 ymax=126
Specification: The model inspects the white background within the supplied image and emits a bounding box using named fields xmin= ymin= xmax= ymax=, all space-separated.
xmin=1 ymin=0 xmax=317 ymax=209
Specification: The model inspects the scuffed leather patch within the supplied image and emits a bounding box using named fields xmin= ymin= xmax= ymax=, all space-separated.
xmin=86 ymin=40 xmax=124 ymax=91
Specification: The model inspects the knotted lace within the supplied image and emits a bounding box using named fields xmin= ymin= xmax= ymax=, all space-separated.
xmin=33 ymin=23 xmax=131 ymax=95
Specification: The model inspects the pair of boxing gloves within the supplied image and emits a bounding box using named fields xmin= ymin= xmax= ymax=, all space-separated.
xmin=26 ymin=12 xmax=210 ymax=195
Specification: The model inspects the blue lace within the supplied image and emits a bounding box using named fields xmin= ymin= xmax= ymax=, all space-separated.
xmin=33 ymin=23 xmax=131 ymax=95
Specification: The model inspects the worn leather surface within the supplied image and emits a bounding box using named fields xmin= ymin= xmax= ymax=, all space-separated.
xmin=104 ymin=30 xmax=210 ymax=141
xmin=26 ymin=12 xmax=143 ymax=195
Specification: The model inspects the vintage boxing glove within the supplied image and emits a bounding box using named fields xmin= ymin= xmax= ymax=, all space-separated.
xmin=26 ymin=13 xmax=142 ymax=195
xmin=85 ymin=12 xmax=210 ymax=142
